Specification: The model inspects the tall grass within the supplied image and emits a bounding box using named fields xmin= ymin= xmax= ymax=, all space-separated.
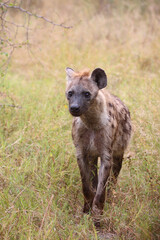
xmin=0 ymin=0 xmax=160 ymax=239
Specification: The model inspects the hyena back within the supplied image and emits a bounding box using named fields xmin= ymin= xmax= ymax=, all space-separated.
xmin=65 ymin=67 xmax=132 ymax=224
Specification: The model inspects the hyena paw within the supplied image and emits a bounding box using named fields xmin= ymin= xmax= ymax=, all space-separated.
xmin=92 ymin=204 xmax=103 ymax=227
xmin=83 ymin=201 xmax=92 ymax=214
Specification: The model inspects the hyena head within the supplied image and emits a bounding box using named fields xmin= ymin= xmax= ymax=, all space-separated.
xmin=65 ymin=67 xmax=107 ymax=116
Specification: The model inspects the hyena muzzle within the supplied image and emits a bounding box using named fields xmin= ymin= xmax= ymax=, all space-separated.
xmin=65 ymin=67 xmax=132 ymax=225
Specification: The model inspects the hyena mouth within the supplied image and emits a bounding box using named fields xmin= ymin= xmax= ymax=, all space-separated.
xmin=69 ymin=105 xmax=82 ymax=116
xmin=70 ymin=110 xmax=82 ymax=117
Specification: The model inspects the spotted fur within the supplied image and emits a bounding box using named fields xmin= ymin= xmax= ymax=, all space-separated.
xmin=65 ymin=67 xmax=132 ymax=225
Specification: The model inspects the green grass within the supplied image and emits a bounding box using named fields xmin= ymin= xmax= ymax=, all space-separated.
xmin=0 ymin=1 xmax=160 ymax=239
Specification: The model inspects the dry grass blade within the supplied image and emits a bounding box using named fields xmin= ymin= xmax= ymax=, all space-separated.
xmin=38 ymin=194 xmax=54 ymax=237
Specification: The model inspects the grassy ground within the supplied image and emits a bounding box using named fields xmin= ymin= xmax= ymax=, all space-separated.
xmin=0 ymin=1 xmax=160 ymax=239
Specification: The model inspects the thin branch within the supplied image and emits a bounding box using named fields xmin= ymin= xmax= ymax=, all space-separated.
xmin=1 ymin=17 xmax=32 ymax=29
xmin=0 ymin=1 xmax=72 ymax=80
xmin=0 ymin=45 xmax=14 ymax=71
xmin=0 ymin=103 xmax=22 ymax=108
xmin=0 ymin=3 xmax=72 ymax=29
xmin=26 ymin=14 xmax=30 ymax=49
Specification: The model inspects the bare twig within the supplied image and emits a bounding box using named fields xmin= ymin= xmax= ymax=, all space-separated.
xmin=0 ymin=16 xmax=32 ymax=29
xmin=0 ymin=0 xmax=72 ymax=79
xmin=0 ymin=45 xmax=15 ymax=74
xmin=0 ymin=2 xmax=72 ymax=29
xmin=0 ymin=103 xmax=22 ymax=108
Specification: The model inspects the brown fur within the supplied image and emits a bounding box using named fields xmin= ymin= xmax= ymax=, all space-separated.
xmin=73 ymin=69 xmax=90 ymax=78
xmin=65 ymin=68 xmax=132 ymax=226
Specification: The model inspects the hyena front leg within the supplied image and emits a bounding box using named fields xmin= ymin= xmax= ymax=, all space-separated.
xmin=77 ymin=155 xmax=95 ymax=213
xmin=92 ymin=153 xmax=111 ymax=224
xmin=89 ymin=157 xmax=98 ymax=192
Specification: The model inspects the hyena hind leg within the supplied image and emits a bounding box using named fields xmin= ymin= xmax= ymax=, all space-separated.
xmin=112 ymin=153 xmax=124 ymax=181
xmin=106 ymin=153 xmax=124 ymax=201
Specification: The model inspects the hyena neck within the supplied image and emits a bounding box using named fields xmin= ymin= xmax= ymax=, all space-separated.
xmin=80 ymin=91 xmax=109 ymax=130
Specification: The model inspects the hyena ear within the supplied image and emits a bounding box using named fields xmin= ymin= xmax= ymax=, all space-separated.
xmin=66 ymin=67 xmax=75 ymax=81
xmin=91 ymin=68 xmax=107 ymax=89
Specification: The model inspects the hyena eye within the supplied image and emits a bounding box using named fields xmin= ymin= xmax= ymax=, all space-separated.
xmin=68 ymin=91 xmax=73 ymax=97
xmin=84 ymin=92 xmax=91 ymax=98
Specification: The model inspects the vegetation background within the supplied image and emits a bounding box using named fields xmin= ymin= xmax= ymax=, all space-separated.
xmin=0 ymin=0 xmax=160 ymax=239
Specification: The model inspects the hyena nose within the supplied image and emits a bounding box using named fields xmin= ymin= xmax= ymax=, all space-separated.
xmin=70 ymin=105 xmax=80 ymax=112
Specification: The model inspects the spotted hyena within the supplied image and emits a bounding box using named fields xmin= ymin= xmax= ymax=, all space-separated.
xmin=65 ymin=67 xmax=132 ymax=225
